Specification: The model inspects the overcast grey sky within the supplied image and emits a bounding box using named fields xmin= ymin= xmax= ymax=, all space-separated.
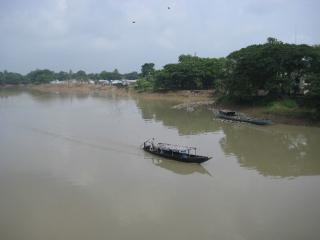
xmin=0 ymin=0 xmax=319 ymax=74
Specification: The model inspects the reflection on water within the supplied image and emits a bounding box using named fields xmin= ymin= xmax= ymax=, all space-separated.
xmin=134 ymin=96 xmax=320 ymax=178
xmin=0 ymin=88 xmax=24 ymax=97
xmin=220 ymin=124 xmax=320 ymax=178
xmin=147 ymin=155 xmax=211 ymax=176
xmin=1 ymin=88 xmax=320 ymax=240
xmin=1 ymin=89 xmax=319 ymax=179
xmin=135 ymin=98 xmax=220 ymax=135
xmin=0 ymin=88 xmax=132 ymax=103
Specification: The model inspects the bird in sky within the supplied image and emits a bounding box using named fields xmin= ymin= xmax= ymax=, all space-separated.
xmin=132 ymin=6 xmax=170 ymax=24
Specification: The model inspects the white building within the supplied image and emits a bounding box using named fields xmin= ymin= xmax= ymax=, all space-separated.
xmin=110 ymin=80 xmax=123 ymax=86
xmin=98 ymin=80 xmax=110 ymax=85
xmin=50 ymin=80 xmax=64 ymax=84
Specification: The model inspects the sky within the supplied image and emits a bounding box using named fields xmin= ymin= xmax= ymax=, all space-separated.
xmin=0 ymin=0 xmax=319 ymax=74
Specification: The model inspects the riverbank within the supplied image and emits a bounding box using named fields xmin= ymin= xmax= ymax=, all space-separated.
xmin=214 ymin=103 xmax=318 ymax=126
xmin=29 ymin=83 xmax=215 ymax=101
xmin=214 ymin=97 xmax=319 ymax=126
xmin=26 ymin=84 xmax=319 ymax=127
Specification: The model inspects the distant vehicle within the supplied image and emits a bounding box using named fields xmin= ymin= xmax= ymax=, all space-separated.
xmin=216 ymin=109 xmax=272 ymax=125
xmin=142 ymin=138 xmax=211 ymax=164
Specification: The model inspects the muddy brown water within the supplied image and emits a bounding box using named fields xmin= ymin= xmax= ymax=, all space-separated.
xmin=1 ymin=89 xmax=320 ymax=240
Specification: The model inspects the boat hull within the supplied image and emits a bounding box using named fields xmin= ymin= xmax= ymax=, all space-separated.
xmin=143 ymin=146 xmax=210 ymax=164
xmin=217 ymin=114 xmax=272 ymax=125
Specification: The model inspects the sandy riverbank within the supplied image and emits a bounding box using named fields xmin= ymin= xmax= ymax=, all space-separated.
xmin=31 ymin=83 xmax=122 ymax=94
xmin=30 ymin=83 xmax=215 ymax=101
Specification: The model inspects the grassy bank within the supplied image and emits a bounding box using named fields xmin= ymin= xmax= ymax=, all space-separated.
xmin=215 ymin=96 xmax=319 ymax=126
xmin=265 ymin=99 xmax=315 ymax=118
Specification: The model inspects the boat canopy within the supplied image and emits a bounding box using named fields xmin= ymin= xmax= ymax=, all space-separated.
xmin=219 ymin=109 xmax=236 ymax=116
xmin=157 ymin=142 xmax=196 ymax=152
xmin=144 ymin=139 xmax=197 ymax=153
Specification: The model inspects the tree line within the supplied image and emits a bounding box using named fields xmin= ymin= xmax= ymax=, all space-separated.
xmin=2 ymin=37 xmax=319 ymax=102
xmin=136 ymin=38 xmax=320 ymax=102
xmin=0 ymin=69 xmax=139 ymax=85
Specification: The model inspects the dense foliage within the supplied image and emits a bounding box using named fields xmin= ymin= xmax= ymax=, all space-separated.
xmin=160 ymin=55 xmax=227 ymax=90
xmin=27 ymin=69 xmax=55 ymax=84
xmin=2 ymin=38 xmax=320 ymax=104
xmin=218 ymin=38 xmax=320 ymax=99
xmin=0 ymin=71 xmax=26 ymax=85
xmin=0 ymin=68 xmax=138 ymax=85
xmin=134 ymin=38 xmax=320 ymax=104
xmin=141 ymin=63 xmax=155 ymax=78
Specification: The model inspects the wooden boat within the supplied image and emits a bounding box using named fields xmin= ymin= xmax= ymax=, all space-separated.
xmin=217 ymin=109 xmax=272 ymax=125
xmin=142 ymin=139 xmax=211 ymax=164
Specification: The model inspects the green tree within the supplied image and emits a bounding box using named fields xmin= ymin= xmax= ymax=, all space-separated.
xmin=152 ymin=55 xmax=227 ymax=90
xmin=306 ymin=73 xmax=320 ymax=97
xmin=134 ymin=78 xmax=154 ymax=92
xmin=55 ymin=71 xmax=69 ymax=81
xmin=99 ymin=69 xmax=122 ymax=80
xmin=87 ymin=73 xmax=99 ymax=80
xmin=0 ymin=71 xmax=3 ymax=85
xmin=1 ymin=70 xmax=26 ymax=85
xmin=74 ymin=70 xmax=87 ymax=81
xmin=99 ymin=71 xmax=110 ymax=80
xmin=267 ymin=37 xmax=283 ymax=44
xmin=141 ymin=63 xmax=155 ymax=78
xmin=221 ymin=38 xmax=320 ymax=99
xmin=110 ymin=69 xmax=121 ymax=80
xmin=27 ymin=69 xmax=55 ymax=84
xmin=123 ymin=71 xmax=139 ymax=80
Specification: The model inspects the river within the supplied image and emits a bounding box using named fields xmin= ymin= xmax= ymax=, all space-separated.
xmin=1 ymin=89 xmax=320 ymax=240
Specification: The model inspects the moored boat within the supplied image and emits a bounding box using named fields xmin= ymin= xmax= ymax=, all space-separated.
xmin=142 ymin=139 xmax=211 ymax=164
xmin=217 ymin=109 xmax=272 ymax=125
